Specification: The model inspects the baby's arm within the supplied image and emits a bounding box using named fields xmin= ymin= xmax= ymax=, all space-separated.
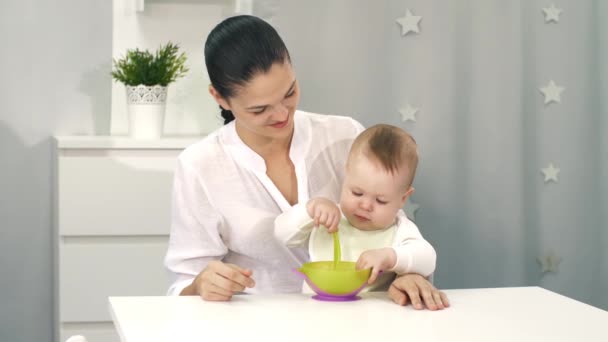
xmin=274 ymin=198 xmax=341 ymax=247
xmin=390 ymin=211 xmax=437 ymax=277
xmin=356 ymin=211 xmax=436 ymax=283
xmin=274 ymin=203 xmax=316 ymax=247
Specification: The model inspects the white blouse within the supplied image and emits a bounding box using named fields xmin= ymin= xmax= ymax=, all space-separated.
xmin=164 ymin=110 xmax=365 ymax=295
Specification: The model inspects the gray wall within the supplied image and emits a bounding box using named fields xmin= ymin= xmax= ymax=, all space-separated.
xmin=277 ymin=0 xmax=607 ymax=310
xmin=598 ymin=0 xmax=608 ymax=312
xmin=0 ymin=1 xmax=112 ymax=341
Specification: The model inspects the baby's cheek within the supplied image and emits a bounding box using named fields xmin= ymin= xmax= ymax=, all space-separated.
xmin=378 ymin=208 xmax=396 ymax=226
xmin=338 ymin=197 xmax=351 ymax=213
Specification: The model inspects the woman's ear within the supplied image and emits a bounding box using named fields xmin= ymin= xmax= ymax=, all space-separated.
xmin=208 ymin=85 xmax=231 ymax=110
xmin=400 ymin=187 xmax=415 ymax=206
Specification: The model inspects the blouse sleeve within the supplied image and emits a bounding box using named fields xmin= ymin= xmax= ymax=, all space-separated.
xmin=389 ymin=211 xmax=437 ymax=277
xmin=163 ymin=156 xmax=228 ymax=295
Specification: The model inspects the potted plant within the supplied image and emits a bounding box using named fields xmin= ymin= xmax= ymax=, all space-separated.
xmin=111 ymin=42 xmax=189 ymax=139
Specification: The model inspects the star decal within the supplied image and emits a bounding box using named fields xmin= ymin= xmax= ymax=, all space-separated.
xmin=404 ymin=198 xmax=420 ymax=221
xmin=542 ymin=4 xmax=563 ymax=23
xmin=541 ymin=163 xmax=560 ymax=183
xmin=537 ymin=251 xmax=562 ymax=274
xmin=396 ymin=9 xmax=422 ymax=36
xmin=399 ymin=103 xmax=419 ymax=122
xmin=539 ymin=80 xmax=565 ymax=105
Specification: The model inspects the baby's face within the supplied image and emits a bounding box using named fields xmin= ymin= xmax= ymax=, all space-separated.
xmin=339 ymin=154 xmax=412 ymax=231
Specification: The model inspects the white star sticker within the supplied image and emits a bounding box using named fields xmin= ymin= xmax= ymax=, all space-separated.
xmin=399 ymin=103 xmax=419 ymax=122
xmin=404 ymin=198 xmax=420 ymax=221
xmin=542 ymin=4 xmax=562 ymax=23
xmin=541 ymin=163 xmax=560 ymax=183
xmin=539 ymin=80 xmax=565 ymax=104
xmin=396 ymin=9 xmax=422 ymax=36
xmin=537 ymin=251 xmax=562 ymax=273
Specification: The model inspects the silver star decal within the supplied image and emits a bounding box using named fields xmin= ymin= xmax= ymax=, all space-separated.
xmin=539 ymin=80 xmax=565 ymax=105
xmin=396 ymin=9 xmax=422 ymax=36
xmin=537 ymin=251 xmax=562 ymax=274
xmin=542 ymin=4 xmax=562 ymax=23
xmin=541 ymin=163 xmax=560 ymax=183
xmin=399 ymin=103 xmax=419 ymax=122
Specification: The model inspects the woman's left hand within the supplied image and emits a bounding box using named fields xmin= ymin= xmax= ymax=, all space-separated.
xmin=388 ymin=273 xmax=450 ymax=310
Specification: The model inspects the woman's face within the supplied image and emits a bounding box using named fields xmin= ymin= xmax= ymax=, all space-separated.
xmin=213 ymin=62 xmax=300 ymax=142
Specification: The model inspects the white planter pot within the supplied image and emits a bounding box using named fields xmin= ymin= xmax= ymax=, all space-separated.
xmin=126 ymin=85 xmax=168 ymax=139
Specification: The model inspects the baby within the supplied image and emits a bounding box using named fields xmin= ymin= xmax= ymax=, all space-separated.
xmin=275 ymin=124 xmax=436 ymax=290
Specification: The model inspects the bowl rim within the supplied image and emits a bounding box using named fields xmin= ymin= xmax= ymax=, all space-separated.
xmin=300 ymin=261 xmax=371 ymax=273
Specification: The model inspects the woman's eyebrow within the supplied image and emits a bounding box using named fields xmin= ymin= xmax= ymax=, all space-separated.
xmin=285 ymin=80 xmax=296 ymax=95
xmin=246 ymin=104 xmax=267 ymax=111
xmin=245 ymin=80 xmax=296 ymax=111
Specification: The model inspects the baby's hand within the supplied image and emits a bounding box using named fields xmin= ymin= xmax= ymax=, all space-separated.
xmin=356 ymin=248 xmax=397 ymax=284
xmin=306 ymin=197 xmax=340 ymax=233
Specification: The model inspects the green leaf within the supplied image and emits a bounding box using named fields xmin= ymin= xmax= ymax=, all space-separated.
xmin=111 ymin=42 xmax=189 ymax=86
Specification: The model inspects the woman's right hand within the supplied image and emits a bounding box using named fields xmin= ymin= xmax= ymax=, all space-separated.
xmin=182 ymin=260 xmax=256 ymax=301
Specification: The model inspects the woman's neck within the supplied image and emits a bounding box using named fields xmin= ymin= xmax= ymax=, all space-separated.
xmin=235 ymin=123 xmax=293 ymax=159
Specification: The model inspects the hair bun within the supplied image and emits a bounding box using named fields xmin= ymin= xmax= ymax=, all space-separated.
xmin=220 ymin=106 xmax=235 ymax=124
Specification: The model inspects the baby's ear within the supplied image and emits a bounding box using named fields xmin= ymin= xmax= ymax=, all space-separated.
xmin=401 ymin=186 xmax=415 ymax=204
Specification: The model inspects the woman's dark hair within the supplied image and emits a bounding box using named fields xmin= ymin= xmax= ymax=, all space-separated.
xmin=204 ymin=15 xmax=291 ymax=124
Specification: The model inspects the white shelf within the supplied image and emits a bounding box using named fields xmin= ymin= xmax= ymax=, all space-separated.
xmin=54 ymin=136 xmax=202 ymax=149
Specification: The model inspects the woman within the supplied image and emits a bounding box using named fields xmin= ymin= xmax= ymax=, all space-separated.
xmin=164 ymin=15 xmax=449 ymax=310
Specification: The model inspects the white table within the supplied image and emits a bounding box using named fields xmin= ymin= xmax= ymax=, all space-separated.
xmin=109 ymin=287 xmax=607 ymax=342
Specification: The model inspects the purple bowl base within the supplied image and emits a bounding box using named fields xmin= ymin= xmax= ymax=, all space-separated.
xmin=312 ymin=294 xmax=361 ymax=302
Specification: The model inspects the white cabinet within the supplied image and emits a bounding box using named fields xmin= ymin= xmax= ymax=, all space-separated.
xmin=53 ymin=136 xmax=200 ymax=342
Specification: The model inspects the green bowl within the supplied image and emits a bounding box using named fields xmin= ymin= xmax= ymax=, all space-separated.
xmin=296 ymin=261 xmax=371 ymax=296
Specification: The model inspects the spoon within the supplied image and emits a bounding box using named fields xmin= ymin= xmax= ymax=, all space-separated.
xmin=332 ymin=231 xmax=341 ymax=269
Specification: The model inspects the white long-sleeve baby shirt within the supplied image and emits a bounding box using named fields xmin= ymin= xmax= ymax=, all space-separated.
xmin=164 ymin=111 xmax=365 ymax=295
xmin=275 ymin=203 xmax=436 ymax=291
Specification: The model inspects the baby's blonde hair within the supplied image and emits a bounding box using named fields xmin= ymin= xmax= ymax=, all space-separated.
xmin=349 ymin=124 xmax=418 ymax=189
